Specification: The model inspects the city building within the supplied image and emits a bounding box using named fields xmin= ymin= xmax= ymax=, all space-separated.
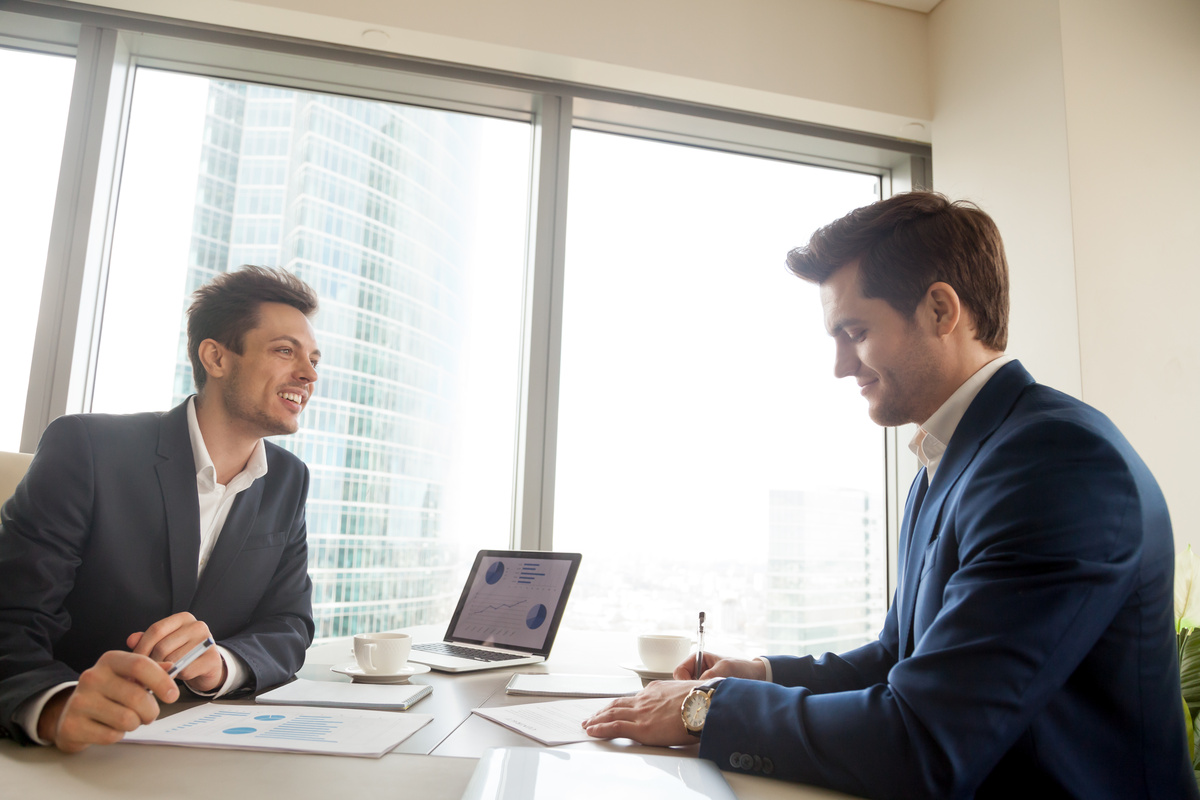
xmin=175 ymin=82 xmax=481 ymax=640
xmin=766 ymin=489 xmax=886 ymax=656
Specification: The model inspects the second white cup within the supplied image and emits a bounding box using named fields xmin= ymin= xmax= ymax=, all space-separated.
xmin=353 ymin=632 xmax=412 ymax=674
xmin=637 ymin=634 xmax=692 ymax=673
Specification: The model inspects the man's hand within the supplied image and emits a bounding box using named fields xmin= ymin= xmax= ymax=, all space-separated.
xmin=582 ymin=680 xmax=699 ymax=746
xmin=673 ymin=651 xmax=767 ymax=682
xmin=37 ymin=650 xmax=179 ymax=753
xmin=128 ymin=612 xmax=226 ymax=693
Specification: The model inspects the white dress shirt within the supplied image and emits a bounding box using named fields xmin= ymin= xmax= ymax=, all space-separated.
xmin=17 ymin=397 xmax=266 ymax=743
xmin=909 ymin=354 xmax=1014 ymax=480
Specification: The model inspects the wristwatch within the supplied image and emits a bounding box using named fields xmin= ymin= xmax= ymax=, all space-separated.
xmin=681 ymin=677 xmax=725 ymax=737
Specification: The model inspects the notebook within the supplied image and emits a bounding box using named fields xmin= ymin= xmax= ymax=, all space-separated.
xmin=505 ymin=673 xmax=642 ymax=698
xmin=408 ymin=550 xmax=582 ymax=673
xmin=256 ymin=678 xmax=432 ymax=710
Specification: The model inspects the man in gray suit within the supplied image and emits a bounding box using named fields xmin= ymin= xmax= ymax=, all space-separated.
xmin=0 ymin=266 xmax=320 ymax=752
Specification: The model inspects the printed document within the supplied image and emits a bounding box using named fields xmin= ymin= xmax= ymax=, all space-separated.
xmin=120 ymin=703 xmax=432 ymax=758
xmin=471 ymin=697 xmax=610 ymax=746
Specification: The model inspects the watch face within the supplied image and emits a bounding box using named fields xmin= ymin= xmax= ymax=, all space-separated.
xmin=682 ymin=691 xmax=708 ymax=729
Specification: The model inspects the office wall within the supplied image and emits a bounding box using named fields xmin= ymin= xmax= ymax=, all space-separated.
xmin=927 ymin=0 xmax=1080 ymax=396
xmin=930 ymin=0 xmax=1200 ymax=550
xmin=74 ymin=0 xmax=931 ymax=140
xmin=1058 ymin=0 xmax=1200 ymax=551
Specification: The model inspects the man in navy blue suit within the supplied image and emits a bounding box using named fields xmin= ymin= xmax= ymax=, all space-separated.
xmin=584 ymin=193 xmax=1196 ymax=798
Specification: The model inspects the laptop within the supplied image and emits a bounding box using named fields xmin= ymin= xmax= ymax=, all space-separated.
xmin=409 ymin=550 xmax=582 ymax=673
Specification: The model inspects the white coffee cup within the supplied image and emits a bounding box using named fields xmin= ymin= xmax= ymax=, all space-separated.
xmin=353 ymin=632 xmax=412 ymax=674
xmin=637 ymin=634 xmax=692 ymax=673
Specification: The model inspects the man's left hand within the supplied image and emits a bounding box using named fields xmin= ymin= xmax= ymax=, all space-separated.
xmin=127 ymin=612 xmax=227 ymax=693
xmin=582 ymin=680 xmax=700 ymax=746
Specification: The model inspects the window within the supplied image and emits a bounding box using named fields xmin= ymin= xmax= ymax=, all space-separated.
xmin=0 ymin=47 xmax=74 ymax=451
xmin=6 ymin=5 xmax=928 ymax=651
xmin=92 ymin=68 xmax=530 ymax=640
xmin=554 ymin=131 xmax=886 ymax=655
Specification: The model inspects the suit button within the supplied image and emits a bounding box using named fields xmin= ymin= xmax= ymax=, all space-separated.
xmin=753 ymin=755 xmax=762 ymax=772
xmin=730 ymin=752 xmax=742 ymax=769
xmin=762 ymin=757 xmax=774 ymax=776
xmin=739 ymin=753 xmax=754 ymax=770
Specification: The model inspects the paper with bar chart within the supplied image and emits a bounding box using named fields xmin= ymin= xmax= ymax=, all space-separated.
xmin=120 ymin=703 xmax=432 ymax=758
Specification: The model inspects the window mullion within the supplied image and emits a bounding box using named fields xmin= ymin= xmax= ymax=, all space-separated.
xmin=21 ymin=25 xmax=133 ymax=450
xmin=512 ymin=93 xmax=572 ymax=551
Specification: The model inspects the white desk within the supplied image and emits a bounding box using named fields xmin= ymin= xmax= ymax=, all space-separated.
xmin=3 ymin=629 xmax=858 ymax=800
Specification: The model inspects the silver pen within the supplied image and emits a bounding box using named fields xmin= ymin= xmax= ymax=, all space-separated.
xmin=694 ymin=611 xmax=705 ymax=679
xmin=147 ymin=636 xmax=215 ymax=693
xmin=166 ymin=636 xmax=215 ymax=680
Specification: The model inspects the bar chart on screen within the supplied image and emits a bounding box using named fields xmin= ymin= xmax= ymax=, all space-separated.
xmin=452 ymin=557 xmax=571 ymax=645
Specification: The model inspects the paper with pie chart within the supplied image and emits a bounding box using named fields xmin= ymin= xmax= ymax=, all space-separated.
xmin=449 ymin=556 xmax=573 ymax=650
xmin=119 ymin=703 xmax=432 ymax=758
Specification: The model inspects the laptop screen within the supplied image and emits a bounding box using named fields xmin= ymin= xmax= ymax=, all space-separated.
xmin=445 ymin=550 xmax=582 ymax=656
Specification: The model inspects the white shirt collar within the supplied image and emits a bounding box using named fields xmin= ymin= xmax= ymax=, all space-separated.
xmin=186 ymin=396 xmax=268 ymax=490
xmin=908 ymin=354 xmax=1015 ymax=480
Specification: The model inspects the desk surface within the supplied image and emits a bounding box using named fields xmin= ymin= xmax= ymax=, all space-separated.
xmin=3 ymin=628 xmax=857 ymax=800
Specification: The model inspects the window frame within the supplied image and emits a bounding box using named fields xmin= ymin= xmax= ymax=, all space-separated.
xmin=3 ymin=1 xmax=928 ymax=603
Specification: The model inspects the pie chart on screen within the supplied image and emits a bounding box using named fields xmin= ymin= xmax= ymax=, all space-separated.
xmin=526 ymin=603 xmax=547 ymax=629
xmin=486 ymin=562 xmax=504 ymax=584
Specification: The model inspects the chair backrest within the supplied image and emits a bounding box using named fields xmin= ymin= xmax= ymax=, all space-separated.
xmin=0 ymin=451 xmax=35 ymax=505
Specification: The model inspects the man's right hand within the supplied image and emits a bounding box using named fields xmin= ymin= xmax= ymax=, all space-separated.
xmin=37 ymin=650 xmax=179 ymax=753
xmin=673 ymin=651 xmax=768 ymax=681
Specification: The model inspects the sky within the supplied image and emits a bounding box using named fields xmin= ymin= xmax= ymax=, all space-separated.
xmin=554 ymin=131 xmax=881 ymax=563
xmin=0 ymin=49 xmax=74 ymax=451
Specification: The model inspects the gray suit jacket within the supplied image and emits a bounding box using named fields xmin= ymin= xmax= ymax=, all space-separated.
xmin=0 ymin=399 xmax=314 ymax=742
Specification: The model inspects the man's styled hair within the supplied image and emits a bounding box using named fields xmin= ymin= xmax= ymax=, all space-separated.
xmin=786 ymin=191 xmax=1009 ymax=351
xmin=187 ymin=266 xmax=319 ymax=391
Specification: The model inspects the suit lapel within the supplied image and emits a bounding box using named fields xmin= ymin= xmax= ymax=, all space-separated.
xmin=156 ymin=400 xmax=200 ymax=613
xmin=896 ymin=360 xmax=1035 ymax=658
xmin=193 ymin=477 xmax=264 ymax=607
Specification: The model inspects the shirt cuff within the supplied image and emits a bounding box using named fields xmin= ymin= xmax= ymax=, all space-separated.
xmin=757 ymin=656 xmax=773 ymax=683
xmin=185 ymin=645 xmax=248 ymax=698
xmin=15 ymin=682 xmax=78 ymax=745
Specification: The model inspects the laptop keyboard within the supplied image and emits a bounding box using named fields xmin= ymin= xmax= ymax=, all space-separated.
xmin=413 ymin=642 xmax=527 ymax=662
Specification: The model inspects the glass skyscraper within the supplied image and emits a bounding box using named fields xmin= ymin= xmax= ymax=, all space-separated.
xmin=175 ymin=81 xmax=484 ymax=640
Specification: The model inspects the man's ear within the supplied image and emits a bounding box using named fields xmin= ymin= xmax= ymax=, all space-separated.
xmin=926 ymin=282 xmax=963 ymax=338
xmin=197 ymin=339 xmax=231 ymax=382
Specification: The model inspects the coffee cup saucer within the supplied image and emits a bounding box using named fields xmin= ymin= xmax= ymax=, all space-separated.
xmin=331 ymin=662 xmax=431 ymax=684
xmin=619 ymin=662 xmax=674 ymax=686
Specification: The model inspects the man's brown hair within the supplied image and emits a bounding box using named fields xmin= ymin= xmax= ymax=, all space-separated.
xmin=186 ymin=266 xmax=319 ymax=391
xmin=786 ymin=191 xmax=1009 ymax=350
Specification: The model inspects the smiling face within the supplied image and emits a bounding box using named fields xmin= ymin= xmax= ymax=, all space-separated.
xmin=820 ymin=261 xmax=947 ymax=427
xmin=212 ymin=301 xmax=320 ymax=439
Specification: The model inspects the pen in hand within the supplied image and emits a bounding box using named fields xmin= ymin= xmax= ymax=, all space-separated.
xmin=148 ymin=636 xmax=215 ymax=692
xmin=694 ymin=611 xmax=705 ymax=679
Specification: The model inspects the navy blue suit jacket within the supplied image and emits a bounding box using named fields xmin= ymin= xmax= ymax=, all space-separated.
xmin=701 ymin=361 xmax=1195 ymax=798
xmin=0 ymin=400 xmax=315 ymax=742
